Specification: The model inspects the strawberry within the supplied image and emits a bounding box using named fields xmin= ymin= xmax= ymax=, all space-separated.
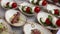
xmin=6 ymin=2 xmax=9 ymax=6
xmin=56 ymin=19 xmax=60 ymax=26
xmin=54 ymin=9 xmax=59 ymax=15
xmin=34 ymin=6 xmax=40 ymax=13
xmin=42 ymin=0 xmax=47 ymax=6
xmin=12 ymin=3 xmax=17 ymax=8
xmin=54 ymin=0 xmax=58 ymax=3
xmin=26 ymin=7 xmax=31 ymax=13
xmin=45 ymin=18 xmax=51 ymax=25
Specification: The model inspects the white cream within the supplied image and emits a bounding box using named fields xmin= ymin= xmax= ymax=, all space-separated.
xmin=29 ymin=0 xmax=32 ymax=3
xmin=32 ymin=6 xmax=35 ymax=13
xmin=50 ymin=10 xmax=54 ymax=14
xmin=39 ymin=0 xmax=43 ymax=6
xmin=33 ymin=0 xmax=37 ymax=3
xmin=47 ymin=4 xmax=60 ymax=10
xmin=52 ymin=17 xmax=58 ymax=26
xmin=23 ymin=6 xmax=27 ymax=11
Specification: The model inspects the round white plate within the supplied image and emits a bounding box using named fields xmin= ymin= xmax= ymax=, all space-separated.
xmin=23 ymin=22 xmax=52 ymax=34
xmin=5 ymin=9 xmax=27 ymax=27
xmin=0 ymin=19 xmax=13 ymax=34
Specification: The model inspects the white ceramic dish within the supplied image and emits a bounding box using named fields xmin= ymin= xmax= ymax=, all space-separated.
xmin=47 ymin=4 xmax=60 ymax=11
xmin=37 ymin=11 xmax=59 ymax=30
xmin=1 ymin=0 xmax=17 ymax=9
xmin=0 ymin=19 xmax=13 ymax=34
xmin=23 ymin=22 xmax=52 ymax=34
xmin=5 ymin=9 xmax=27 ymax=27
xmin=18 ymin=2 xmax=35 ymax=16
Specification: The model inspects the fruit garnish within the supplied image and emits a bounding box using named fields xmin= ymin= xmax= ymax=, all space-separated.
xmin=6 ymin=2 xmax=9 ymax=6
xmin=54 ymin=9 xmax=59 ymax=15
xmin=12 ymin=2 xmax=17 ymax=8
xmin=56 ymin=19 xmax=60 ymax=26
xmin=22 ymin=6 xmax=33 ymax=14
xmin=53 ymin=0 xmax=58 ymax=3
xmin=45 ymin=18 xmax=51 ymax=25
xmin=26 ymin=7 xmax=31 ymax=13
xmin=34 ymin=6 xmax=40 ymax=13
xmin=42 ymin=0 xmax=47 ymax=6
xmin=31 ymin=29 xmax=41 ymax=34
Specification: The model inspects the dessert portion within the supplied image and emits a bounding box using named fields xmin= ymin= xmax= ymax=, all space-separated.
xmin=19 ymin=6 xmax=40 ymax=14
xmin=0 ymin=19 xmax=12 ymax=34
xmin=28 ymin=0 xmax=47 ymax=6
xmin=18 ymin=2 xmax=41 ymax=16
xmin=1 ymin=0 xmax=17 ymax=9
xmin=37 ymin=11 xmax=60 ymax=30
xmin=46 ymin=4 xmax=60 ymax=16
xmin=5 ymin=9 xmax=26 ymax=26
xmin=23 ymin=22 xmax=52 ymax=34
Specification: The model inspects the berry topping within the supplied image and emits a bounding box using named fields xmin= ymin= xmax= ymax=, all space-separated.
xmin=31 ymin=29 xmax=41 ymax=34
xmin=34 ymin=6 xmax=40 ymax=13
xmin=26 ymin=7 xmax=31 ymax=13
xmin=12 ymin=3 xmax=17 ymax=8
xmin=42 ymin=0 xmax=47 ymax=6
xmin=53 ymin=0 xmax=58 ymax=3
xmin=56 ymin=19 xmax=60 ymax=26
xmin=54 ymin=9 xmax=59 ymax=15
xmin=45 ymin=18 xmax=51 ymax=25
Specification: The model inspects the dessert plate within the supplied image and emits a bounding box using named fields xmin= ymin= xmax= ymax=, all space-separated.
xmin=18 ymin=1 xmax=35 ymax=16
xmin=0 ymin=19 xmax=13 ymax=34
xmin=5 ymin=9 xmax=27 ymax=26
xmin=23 ymin=22 xmax=52 ymax=34
xmin=37 ymin=11 xmax=59 ymax=30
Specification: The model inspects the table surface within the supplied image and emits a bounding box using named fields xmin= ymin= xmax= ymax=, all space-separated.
xmin=0 ymin=0 xmax=58 ymax=34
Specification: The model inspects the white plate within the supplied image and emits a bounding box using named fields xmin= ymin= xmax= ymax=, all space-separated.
xmin=47 ymin=4 xmax=60 ymax=10
xmin=37 ymin=11 xmax=59 ymax=30
xmin=0 ymin=19 xmax=13 ymax=34
xmin=5 ymin=9 xmax=27 ymax=27
xmin=23 ymin=22 xmax=52 ymax=34
xmin=18 ymin=1 xmax=35 ymax=16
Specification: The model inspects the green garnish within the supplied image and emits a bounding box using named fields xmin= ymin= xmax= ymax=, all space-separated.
xmin=0 ymin=23 xmax=3 ymax=29
xmin=22 ymin=6 xmax=33 ymax=14
xmin=40 ymin=15 xmax=57 ymax=28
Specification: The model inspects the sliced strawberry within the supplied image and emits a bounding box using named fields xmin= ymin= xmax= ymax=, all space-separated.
xmin=56 ymin=19 xmax=60 ymax=26
xmin=45 ymin=18 xmax=51 ymax=25
xmin=34 ymin=6 xmax=40 ymax=13
xmin=26 ymin=7 xmax=31 ymax=13
xmin=42 ymin=0 xmax=47 ymax=6
xmin=54 ymin=9 xmax=59 ymax=15
xmin=12 ymin=3 xmax=17 ymax=8
xmin=31 ymin=29 xmax=41 ymax=34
